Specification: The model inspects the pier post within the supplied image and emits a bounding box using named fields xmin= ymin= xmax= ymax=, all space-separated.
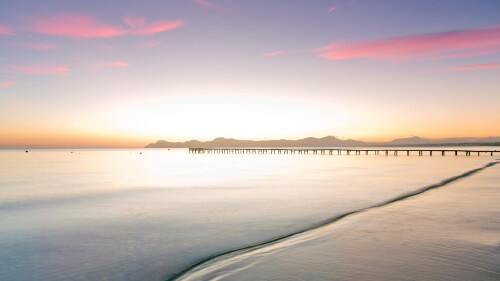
xmin=189 ymin=148 xmax=495 ymax=157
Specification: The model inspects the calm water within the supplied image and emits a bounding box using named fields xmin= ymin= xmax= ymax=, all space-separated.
xmin=0 ymin=148 xmax=498 ymax=280
xmin=177 ymin=162 xmax=500 ymax=281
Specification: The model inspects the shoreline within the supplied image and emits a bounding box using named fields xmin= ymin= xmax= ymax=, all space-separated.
xmin=169 ymin=161 xmax=499 ymax=281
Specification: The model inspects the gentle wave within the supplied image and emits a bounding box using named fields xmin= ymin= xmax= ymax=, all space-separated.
xmin=168 ymin=161 xmax=499 ymax=281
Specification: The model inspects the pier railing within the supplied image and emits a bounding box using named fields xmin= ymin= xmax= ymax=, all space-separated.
xmin=189 ymin=148 xmax=498 ymax=156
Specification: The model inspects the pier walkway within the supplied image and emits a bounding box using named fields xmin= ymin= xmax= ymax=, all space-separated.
xmin=189 ymin=148 xmax=498 ymax=156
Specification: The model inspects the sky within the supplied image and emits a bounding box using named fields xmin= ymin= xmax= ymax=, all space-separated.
xmin=0 ymin=0 xmax=499 ymax=147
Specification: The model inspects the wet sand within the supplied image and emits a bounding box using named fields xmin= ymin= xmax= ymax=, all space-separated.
xmin=175 ymin=161 xmax=500 ymax=281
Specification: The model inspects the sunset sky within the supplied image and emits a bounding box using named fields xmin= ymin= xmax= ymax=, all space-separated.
xmin=1 ymin=0 xmax=499 ymax=147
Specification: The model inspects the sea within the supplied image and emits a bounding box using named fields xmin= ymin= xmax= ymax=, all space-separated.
xmin=0 ymin=148 xmax=498 ymax=280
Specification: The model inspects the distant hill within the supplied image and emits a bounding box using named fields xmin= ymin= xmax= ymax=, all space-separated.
xmin=146 ymin=136 xmax=365 ymax=148
xmin=387 ymin=136 xmax=430 ymax=145
xmin=380 ymin=136 xmax=500 ymax=147
xmin=145 ymin=136 xmax=500 ymax=148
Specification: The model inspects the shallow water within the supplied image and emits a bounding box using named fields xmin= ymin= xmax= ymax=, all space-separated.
xmin=177 ymin=162 xmax=500 ymax=281
xmin=0 ymin=148 xmax=497 ymax=280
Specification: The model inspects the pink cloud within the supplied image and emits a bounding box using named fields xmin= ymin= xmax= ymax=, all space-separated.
xmin=129 ymin=19 xmax=185 ymax=35
xmin=432 ymin=44 xmax=500 ymax=60
xmin=447 ymin=62 xmax=500 ymax=71
xmin=141 ymin=39 xmax=162 ymax=48
xmin=95 ymin=61 xmax=129 ymax=70
xmin=0 ymin=24 xmax=12 ymax=35
xmin=123 ymin=15 xmax=145 ymax=28
xmin=318 ymin=25 xmax=500 ymax=61
xmin=0 ymin=81 xmax=15 ymax=87
xmin=32 ymin=14 xmax=125 ymax=38
xmin=194 ymin=0 xmax=218 ymax=9
xmin=31 ymin=13 xmax=185 ymax=38
xmin=12 ymin=64 xmax=68 ymax=75
xmin=262 ymin=50 xmax=285 ymax=57
xmin=328 ymin=6 xmax=337 ymax=14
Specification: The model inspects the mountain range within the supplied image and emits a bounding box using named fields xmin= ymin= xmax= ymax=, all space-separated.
xmin=145 ymin=136 xmax=500 ymax=148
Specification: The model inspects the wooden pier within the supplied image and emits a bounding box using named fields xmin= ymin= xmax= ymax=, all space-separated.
xmin=189 ymin=148 xmax=498 ymax=157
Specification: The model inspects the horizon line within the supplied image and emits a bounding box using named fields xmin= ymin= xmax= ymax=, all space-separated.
xmin=2 ymin=135 xmax=499 ymax=149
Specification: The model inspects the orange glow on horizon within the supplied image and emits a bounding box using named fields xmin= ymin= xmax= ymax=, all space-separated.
xmin=1 ymin=91 xmax=499 ymax=148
